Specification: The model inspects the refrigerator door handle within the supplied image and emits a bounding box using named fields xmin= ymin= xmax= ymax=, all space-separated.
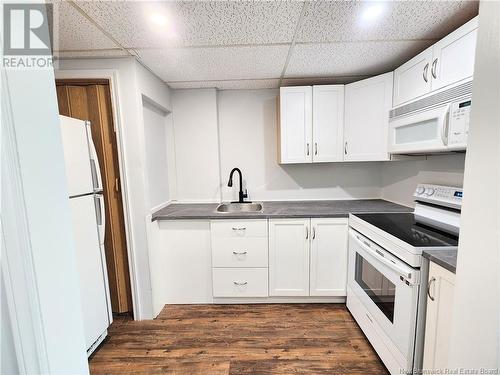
xmin=86 ymin=122 xmax=103 ymax=192
xmin=94 ymin=193 xmax=105 ymax=243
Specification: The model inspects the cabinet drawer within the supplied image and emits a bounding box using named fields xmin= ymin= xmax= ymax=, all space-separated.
xmin=212 ymin=268 xmax=268 ymax=297
xmin=212 ymin=237 xmax=268 ymax=268
xmin=211 ymin=219 xmax=267 ymax=238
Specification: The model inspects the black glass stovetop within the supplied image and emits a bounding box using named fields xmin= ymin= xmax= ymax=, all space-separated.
xmin=354 ymin=213 xmax=458 ymax=248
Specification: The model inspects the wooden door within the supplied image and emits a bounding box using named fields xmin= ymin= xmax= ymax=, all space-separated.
xmin=431 ymin=17 xmax=478 ymax=92
xmin=268 ymin=219 xmax=310 ymax=296
xmin=423 ymin=262 xmax=456 ymax=370
xmin=393 ymin=47 xmax=433 ymax=107
xmin=309 ymin=218 xmax=348 ymax=296
xmin=344 ymin=72 xmax=393 ymax=161
xmin=56 ymin=80 xmax=133 ymax=314
xmin=278 ymin=86 xmax=313 ymax=164
xmin=312 ymin=85 xmax=344 ymax=162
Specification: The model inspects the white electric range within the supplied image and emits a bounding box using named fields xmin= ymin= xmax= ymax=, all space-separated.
xmin=346 ymin=184 xmax=462 ymax=375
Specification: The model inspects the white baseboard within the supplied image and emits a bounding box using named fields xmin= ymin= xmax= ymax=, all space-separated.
xmin=209 ymin=296 xmax=346 ymax=304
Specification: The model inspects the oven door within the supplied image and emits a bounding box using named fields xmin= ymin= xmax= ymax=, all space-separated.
xmin=347 ymin=229 xmax=420 ymax=362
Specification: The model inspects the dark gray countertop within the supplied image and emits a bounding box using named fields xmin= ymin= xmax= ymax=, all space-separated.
xmin=422 ymin=249 xmax=458 ymax=274
xmin=152 ymin=199 xmax=412 ymax=221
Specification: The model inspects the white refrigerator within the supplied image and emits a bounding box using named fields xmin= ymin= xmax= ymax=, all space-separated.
xmin=59 ymin=115 xmax=112 ymax=356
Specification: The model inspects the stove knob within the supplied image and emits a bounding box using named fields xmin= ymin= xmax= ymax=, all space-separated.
xmin=425 ymin=188 xmax=435 ymax=196
xmin=416 ymin=186 xmax=425 ymax=195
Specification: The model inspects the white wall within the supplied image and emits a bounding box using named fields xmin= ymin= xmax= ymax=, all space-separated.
xmin=448 ymin=3 xmax=499 ymax=369
xmin=217 ymin=89 xmax=383 ymax=201
xmin=171 ymin=89 xmax=221 ymax=202
xmin=172 ymin=88 xmax=466 ymax=205
xmin=3 ymin=55 xmax=88 ymax=372
xmin=57 ymin=58 xmax=172 ymax=319
xmin=1 ymin=280 xmax=19 ymax=374
xmin=381 ymin=154 xmax=466 ymax=207
xmin=142 ymin=98 xmax=171 ymax=210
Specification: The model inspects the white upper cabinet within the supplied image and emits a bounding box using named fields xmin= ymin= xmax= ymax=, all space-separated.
xmin=431 ymin=17 xmax=478 ymax=91
xmin=309 ymin=218 xmax=348 ymax=296
xmin=393 ymin=48 xmax=433 ymax=107
xmin=393 ymin=16 xmax=478 ymax=107
xmin=279 ymin=86 xmax=312 ymax=164
xmin=269 ymin=219 xmax=310 ymax=296
xmin=344 ymin=72 xmax=393 ymax=161
xmin=279 ymin=85 xmax=344 ymax=164
xmin=312 ymin=85 xmax=344 ymax=162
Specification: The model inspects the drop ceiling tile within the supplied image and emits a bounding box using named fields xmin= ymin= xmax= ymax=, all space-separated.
xmin=137 ymin=45 xmax=289 ymax=82
xmin=285 ymin=41 xmax=432 ymax=78
xmin=297 ymin=0 xmax=478 ymax=43
xmin=168 ymin=79 xmax=280 ymax=90
xmin=55 ymin=50 xmax=130 ymax=59
xmin=49 ymin=1 xmax=119 ymax=51
xmin=75 ymin=1 xmax=303 ymax=48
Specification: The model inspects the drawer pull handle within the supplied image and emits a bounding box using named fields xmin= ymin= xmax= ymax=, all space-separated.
xmin=232 ymin=251 xmax=247 ymax=255
xmin=233 ymin=281 xmax=248 ymax=286
xmin=232 ymin=227 xmax=246 ymax=231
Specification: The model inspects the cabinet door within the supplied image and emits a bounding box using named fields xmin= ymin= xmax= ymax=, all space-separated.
xmin=312 ymin=85 xmax=344 ymax=162
xmin=393 ymin=47 xmax=433 ymax=107
xmin=423 ymin=262 xmax=456 ymax=370
xmin=310 ymin=218 xmax=348 ymax=296
xmin=431 ymin=17 xmax=478 ymax=91
xmin=279 ymin=87 xmax=313 ymax=164
xmin=344 ymin=72 xmax=393 ymax=161
xmin=269 ymin=219 xmax=310 ymax=296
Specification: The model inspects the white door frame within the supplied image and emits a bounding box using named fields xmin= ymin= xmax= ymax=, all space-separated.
xmin=1 ymin=70 xmax=50 ymax=374
xmin=54 ymin=69 xmax=138 ymax=319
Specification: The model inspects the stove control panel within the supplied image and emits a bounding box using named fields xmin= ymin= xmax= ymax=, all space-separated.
xmin=414 ymin=184 xmax=463 ymax=210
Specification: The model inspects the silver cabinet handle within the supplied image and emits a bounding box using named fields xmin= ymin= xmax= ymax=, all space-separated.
xmin=423 ymin=62 xmax=429 ymax=83
xmin=314 ymin=142 xmax=318 ymax=155
xmin=233 ymin=281 xmax=248 ymax=286
xmin=232 ymin=251 xmax=247 ymax=255
xmin=305 ymin=226 xmax=309 ymax=239
xmin=427 ymin=277 xmax=436 ymax=301
xmin=312 ymin=227 xmax=316 ymax=239
xmin=306 ymin=143 xmax=310 ymax=156
xmin=344 ymin=141 xmax=348 ymax=155
xmin=232 ymin=227 xmax=246 ymax=231
xmin=431 ymin=58 xmax=438 ymax=79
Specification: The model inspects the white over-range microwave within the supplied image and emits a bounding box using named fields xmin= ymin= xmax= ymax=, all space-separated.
xmin=388 ymin=81 xmax=472 ymax=154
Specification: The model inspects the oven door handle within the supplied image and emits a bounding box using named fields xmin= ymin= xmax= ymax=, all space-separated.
xmin=351 ymin=232 xmax=416 ymax=284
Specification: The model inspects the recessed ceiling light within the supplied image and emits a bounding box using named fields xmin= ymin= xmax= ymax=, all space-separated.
xmin=150 ymin=13 xmax=168 ymax=27
xmin=361 ymin=3 xmax=385 ymax=23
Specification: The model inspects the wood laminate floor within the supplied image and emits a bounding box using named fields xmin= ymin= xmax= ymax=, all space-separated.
xmin=89 ymin=304 xmax=389 ymax=374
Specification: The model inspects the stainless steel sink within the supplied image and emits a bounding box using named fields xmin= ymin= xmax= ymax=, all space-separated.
xmin=216 ymin=202 xmax=263 ymax=213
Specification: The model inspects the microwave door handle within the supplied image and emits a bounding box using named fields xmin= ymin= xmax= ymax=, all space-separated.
xmin=441 ymin=105 xmax=450 ymax=146
xmin=352 ymin=234 xmax=414 ymax=282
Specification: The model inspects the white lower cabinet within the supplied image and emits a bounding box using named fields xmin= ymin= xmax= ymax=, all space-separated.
xmin=212 ymin=237 xmax=268 ymax=268
xmin=212 ymin=268 xmax=268 ymax=297
xmin=269 ymin=219 xmax=311 ymax=296
xmin=211 ymin=219 xmax=269 ymax=298
xmin=150 ymin=220 xmax=213 ymax=316
xmin=422 ymin=262 xmax=456 ymax=370
xmin=309 ymin=218 xmax=349 ymax=296
xmin=269 ymin=218 xmax=349 ymax=297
